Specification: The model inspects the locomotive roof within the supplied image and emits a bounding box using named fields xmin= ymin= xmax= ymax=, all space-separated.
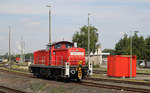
xmin=51 ymin=41 xmax=73 ymax=46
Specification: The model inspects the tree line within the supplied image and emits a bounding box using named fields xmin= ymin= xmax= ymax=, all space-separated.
xmin=72 ymin=25 xmax=100 ymax=54
xmin=0 ymin=53 xmax=33 ymax=61
xmin=103 ymin=32 xmax=150 ymax=61
xmin=1 ymin=25 xmax=149 ymax=62
xmin=72 ymin=25 xmax=150 ymax=61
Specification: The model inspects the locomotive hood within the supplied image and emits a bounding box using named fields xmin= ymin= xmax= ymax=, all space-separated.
xmin=68 ymin=48 xmax=86 ymax=66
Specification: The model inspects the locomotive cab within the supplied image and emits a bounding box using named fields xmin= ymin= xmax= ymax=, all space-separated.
xmin=29 ymin=41 xmax=91 ymax=81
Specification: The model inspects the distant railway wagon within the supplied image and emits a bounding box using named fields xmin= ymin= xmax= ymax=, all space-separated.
xmin=16 ymin=57 xmax=20 ymax=62
xmin=29 ymin=41 xmax=92 ymax=81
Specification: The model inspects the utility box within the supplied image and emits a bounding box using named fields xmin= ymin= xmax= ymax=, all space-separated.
xmin=107 ymin=55 xmax=136 ymax=77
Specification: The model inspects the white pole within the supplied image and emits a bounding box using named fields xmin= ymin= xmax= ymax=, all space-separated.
xmin=88 ymin=13 xmax=93 ymax=75
xmin=20 ymin=37 xmax=24 ymax=63
xmin=8 ymin=26 xmax=11 ymax=68
xmin=130 ymin=30 xmax=139 ymax=78
xmin=130 ymin=31 xmax=132 ymax=78
xmin=46 ymin=5 xmax=52 ymax=65
xmin=46 ymin=5 xmax=51 ymax=45
xmin=88 ymin=13 xmax=90 ymax=64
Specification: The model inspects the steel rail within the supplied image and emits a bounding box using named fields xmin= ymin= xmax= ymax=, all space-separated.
xmin=93 ymin=70 xmax=150 ymax=75
xmin=81 ymin=81 xmax=150 ymax=93
xmin=0 ymin=86 xmax=27 ymax=93
xmin=87 ymin=77 xmax=150 ymax=86
xmin=1 ymin=69 xmax=150 ymax=93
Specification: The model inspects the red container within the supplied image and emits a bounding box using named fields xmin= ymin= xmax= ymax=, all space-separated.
xmin=107 ymin=55 xmax=136 ymax=77
xmin=16 ymin=57 xmax=20 ymax=62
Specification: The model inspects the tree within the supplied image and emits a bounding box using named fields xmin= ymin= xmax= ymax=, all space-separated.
xmin=2 ymin=53 xmax=8 ymax=59
xmin=145 ymin=36 xmax=150 ymax=61
xmin=115 ymin=33 xmax=130 ymax=55
xmin=134 ymin=35 xmax=146 ymax=60
xmin=15 ymin=53 xmax=33 ymax=60
xmin=72 ymin=25 xmax=99 ymax=54
xmin=115 ymin=32 xmax=148 ymax=60
xmin=102 ymin=49 xmax=115 ymax=55
xmin=25 ymin=53 xmax=33 ymax=59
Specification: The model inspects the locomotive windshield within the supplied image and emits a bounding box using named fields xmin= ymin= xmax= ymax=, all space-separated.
xmin=66 ymin=43 xmax=72 ymax=48
xmin=54 ymin=44 xmax=61 ymax=48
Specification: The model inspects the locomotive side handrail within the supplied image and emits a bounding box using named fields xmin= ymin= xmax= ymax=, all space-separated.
xmin=48 ymin=55 xmax=85 ymax=66
xmin=34 ymin=55 xmax=85 ymax=66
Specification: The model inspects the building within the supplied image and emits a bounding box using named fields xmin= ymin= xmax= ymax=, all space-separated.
xmin=86 ymin=47 xmax=110 ymax=66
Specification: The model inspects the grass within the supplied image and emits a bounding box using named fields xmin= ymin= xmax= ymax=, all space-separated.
xmin=51 ymin=86 xmax=67 ymax=93
xmin=94 ymin=66 xmax=150 ymax=74
xmin=0 ymin=66 xmax=29 ymax=74
xmin=93 ymin=67 xmax=107 ymax=71
xmin=0 ymin=64 xmax=4 ymax=66
xmin=93 ymin=64 xmax=100 ymax=68
xmin=92 ymin=66 xmax=150 ymax=83
xmin=0 ymin=61 xmax=29 ymax=72
xmin=30 ymin=82 xmax=46 ymax=92
xmin=11 ymin=64 xmax=29 ymax=72
xmin=91 ymin=73 xmax=149 ymax=83
xmin=136 ymin=69 xmax=150 ymax=73
xmin=15 ymin=62 xmax=28 ymax=66
xmin=1 ymin=62 xmax=150 ymax=83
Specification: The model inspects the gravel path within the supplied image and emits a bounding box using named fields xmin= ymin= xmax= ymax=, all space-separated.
xmin=0 ymin=71 xmax=137 ymax=93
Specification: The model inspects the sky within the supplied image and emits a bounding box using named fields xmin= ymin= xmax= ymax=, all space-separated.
xmin=0 ymin=0 xmax=150 ymax=55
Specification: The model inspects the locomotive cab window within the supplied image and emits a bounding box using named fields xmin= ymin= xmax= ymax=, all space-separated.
xmin=66 ymin=43 xmax=72 ymax=48
xmin=54 ymin=44 xmax=61 ymax=49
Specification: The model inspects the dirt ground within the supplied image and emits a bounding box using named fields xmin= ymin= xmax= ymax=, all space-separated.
xmin=0 ymin=71 xmax=136 ymax=93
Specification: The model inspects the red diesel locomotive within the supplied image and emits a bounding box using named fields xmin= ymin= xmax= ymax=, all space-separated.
xmin=29 ymin=41 xmax=91 ymax=81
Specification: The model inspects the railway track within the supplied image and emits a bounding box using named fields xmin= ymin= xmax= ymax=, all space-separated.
xmin=93 ymin=70 xmax=106 ymax=74
xmin=0 ymin=86 xmax=26 ymax=93
xmin=93 ymin=70 xmax=150 ymax=75
xmin=87 ymin=77 xmax=150 ymax=86
xmin=1 ymin=64 xmax=150 ymax=75
xmin=0 ymin=69 xmax=32 ymax=77
xmin=1 ymin=68 xmax=150 ymax=93
xmin=80 ymin=81 xmax=150 ymax=93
